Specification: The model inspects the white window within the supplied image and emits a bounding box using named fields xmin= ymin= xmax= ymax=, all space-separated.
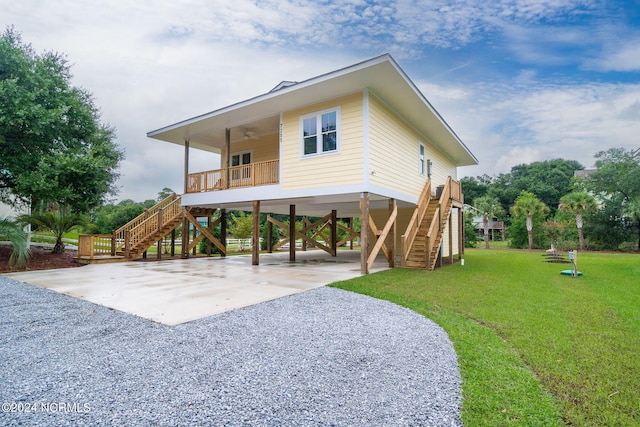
xmin=419 ymin=143 xmax=426 ymax=176
xmin=231 ymin=152 xmax=251 ymax=167
xmin=301 ymin=108 xmax=339 ymax=157
xmin=231 ymin=151 xmax=251 ymax=181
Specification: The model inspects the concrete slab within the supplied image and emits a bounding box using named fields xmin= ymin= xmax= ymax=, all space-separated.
xmin=4 ymin=250 xmax=389 ymax=326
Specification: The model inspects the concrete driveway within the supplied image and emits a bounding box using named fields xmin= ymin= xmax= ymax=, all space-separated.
xmin=4 ymin=250 xmax=388 ymax=325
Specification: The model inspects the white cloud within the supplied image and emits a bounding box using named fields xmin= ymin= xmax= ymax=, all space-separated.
xmin=419 ymin=79 xmax=640 ymax=177
xmin=587 ymin=36 xmax=640 ymax=72
xmin=391 ymin=0 xmax=596 ymax=49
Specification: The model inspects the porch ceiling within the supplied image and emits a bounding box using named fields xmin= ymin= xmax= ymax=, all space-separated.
xmin=148 ymin=54 xmax=478 ymax=167
xmin=175 ymin=115 xmax=281 ymax=152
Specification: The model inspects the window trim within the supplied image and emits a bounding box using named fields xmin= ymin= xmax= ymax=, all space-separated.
xmin=419 ymin=142 xmax=426 ymax=176
xmin=299 ymin=107 xmax=341 ymax=158
xmin=231 ymin=150 xmax=252 ymax=166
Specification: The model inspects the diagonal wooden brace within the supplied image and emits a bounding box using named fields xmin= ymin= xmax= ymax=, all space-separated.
xmin=184 ymin=210 xmax=226 ymax=254
xmin=367 ymin=204 xmax=397 ymax=270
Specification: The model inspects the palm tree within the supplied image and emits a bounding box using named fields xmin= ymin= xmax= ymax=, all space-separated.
xmin=18 ymin=207 xmax=86 ymax=254
xmin=559 ymin=191 xmax=598 ymax=250
xmin=473 ymin=196 xmax=505 ymax=249
xmin=0 ymin=217 xmax=30 ymax=267
xmin=511 ymin=191 xmax=549 ymax=250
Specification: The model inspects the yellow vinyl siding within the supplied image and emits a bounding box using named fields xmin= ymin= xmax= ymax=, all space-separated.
xmin=368 ymin=94 xmax=457 ymax=198
xmin=442 ymin=209 xmax=461 ymax=256
xmin=224 ymin=134 xmax=279 ymax=164
xmin=281 ymin=93 xmax=363 ymax=190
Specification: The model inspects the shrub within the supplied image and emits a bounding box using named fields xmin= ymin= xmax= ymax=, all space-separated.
xmin=197 ymin=226 xmax=223 ymax=255
xmin=260 ymin=222 xmax=280 ymax=250
xmin=617 ymin=241 xmax=639 ymax=253
xmin=508 ymin=216 xmax=547 ymax=249
xmin=465 ymin=215 xmax=479 ymax=248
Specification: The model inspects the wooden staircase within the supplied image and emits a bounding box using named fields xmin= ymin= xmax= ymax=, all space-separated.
xmin=77 ymin=194 xmax=184 ymax=263
xmin=402 ymin=177 xmax=460 ymax=271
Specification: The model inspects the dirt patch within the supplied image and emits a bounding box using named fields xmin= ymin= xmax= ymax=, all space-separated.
xmin=0 ymin=245 xmax=82 ymax=273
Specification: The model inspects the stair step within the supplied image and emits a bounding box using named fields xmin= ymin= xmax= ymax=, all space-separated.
xmin=407 ymin=253 xmax=426 ymax=259
xmin=404 ymin=262 xmax=426 ymax=269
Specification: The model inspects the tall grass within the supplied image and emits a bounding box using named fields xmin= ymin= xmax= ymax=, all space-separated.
xmin=331 ymin=250 xmax=640 ymax=426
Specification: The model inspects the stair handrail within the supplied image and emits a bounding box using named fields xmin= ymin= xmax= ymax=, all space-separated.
xmin=425 ymin=176 xmax=453 ymax=269
xmin=112 ymin=193 xmax=180 ymax=254
xmin=125 ymin=195 xmax=183 ymax=255
xmin=113 ymin=193 xmax=179 ymax=236
xmin=401 ymin=178 xmax=432 ymax=264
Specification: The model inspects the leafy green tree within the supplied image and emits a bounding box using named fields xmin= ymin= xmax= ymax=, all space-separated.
xmin=229 ymin=211 xmax=254 ymax=251
xmin=0 ymin=28 xmax=123 ymax=213
xmin=460 ymin=174 xmax=494 ymax=205
xmin=18 ymin=206 xmax=87 ymax=253
xmin=559 ymin=191 xmax=598 ymax=250
xmin=473 ymin=195 xmax=504 ymax=249
xmin=588 ymin=148 xmax=640 ymax=201
xmin=585 ymin=147 xmax=640 ymax=250
xmin=489 ymin=159 xmax=583 ymax=216
xmin=0 ymin=217 xmax=29 ymax=267
xmin=582 ymin=203 xmax=627 ymax=251
xmin=623 ymin=197 xmax=640 ymax=251
xmin=510 ymin=191 xmax=549 ymax=250
xmin=91 ymin=199 xmax=146 ymax=234
xmin=156 ymin=187 xmax=176 ymax=202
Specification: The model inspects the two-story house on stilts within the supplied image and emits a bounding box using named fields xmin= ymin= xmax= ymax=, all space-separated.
xmin=79 ymin=54 xmax=477 ymax=273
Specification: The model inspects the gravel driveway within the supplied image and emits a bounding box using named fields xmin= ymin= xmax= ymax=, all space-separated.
xmin=0 ymin=276 xmax=461 ymax=426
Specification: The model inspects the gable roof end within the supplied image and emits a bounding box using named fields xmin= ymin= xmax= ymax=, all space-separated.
xmin=270 ymin=81 xmax=298 ymax=92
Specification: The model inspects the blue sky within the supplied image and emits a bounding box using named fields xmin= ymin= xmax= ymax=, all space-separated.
xmin=2 ymin=0 xmax=639 ymax=203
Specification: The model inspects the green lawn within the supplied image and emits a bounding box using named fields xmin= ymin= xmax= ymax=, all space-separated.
xmin=331 ymin=249 xmax=640 ymax=426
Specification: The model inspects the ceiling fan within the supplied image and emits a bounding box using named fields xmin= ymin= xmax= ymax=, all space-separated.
xmin=241 ymin=129 xmax=259 ymax=140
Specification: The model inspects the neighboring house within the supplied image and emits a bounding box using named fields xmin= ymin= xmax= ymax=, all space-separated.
xmin=80 ymin=54 xmax=478 ymax=272
xmin=465 ymin=205 xmax=505 ymax=241
xmin=475 ymin=218 xmax=506 ymax=241
xmin=574 ymin=168 xmax=597 ymax=178
xmin=0 ymin=202 xmax=19 ymax=218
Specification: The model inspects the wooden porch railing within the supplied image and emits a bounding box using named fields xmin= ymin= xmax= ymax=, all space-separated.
xmin=77 ymin=234 xmax=113 ymax=260
xmin=186 ymin=159 xmax=279 ymax=193
xmin=449 ymin=179 xmax=462 ymax=203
